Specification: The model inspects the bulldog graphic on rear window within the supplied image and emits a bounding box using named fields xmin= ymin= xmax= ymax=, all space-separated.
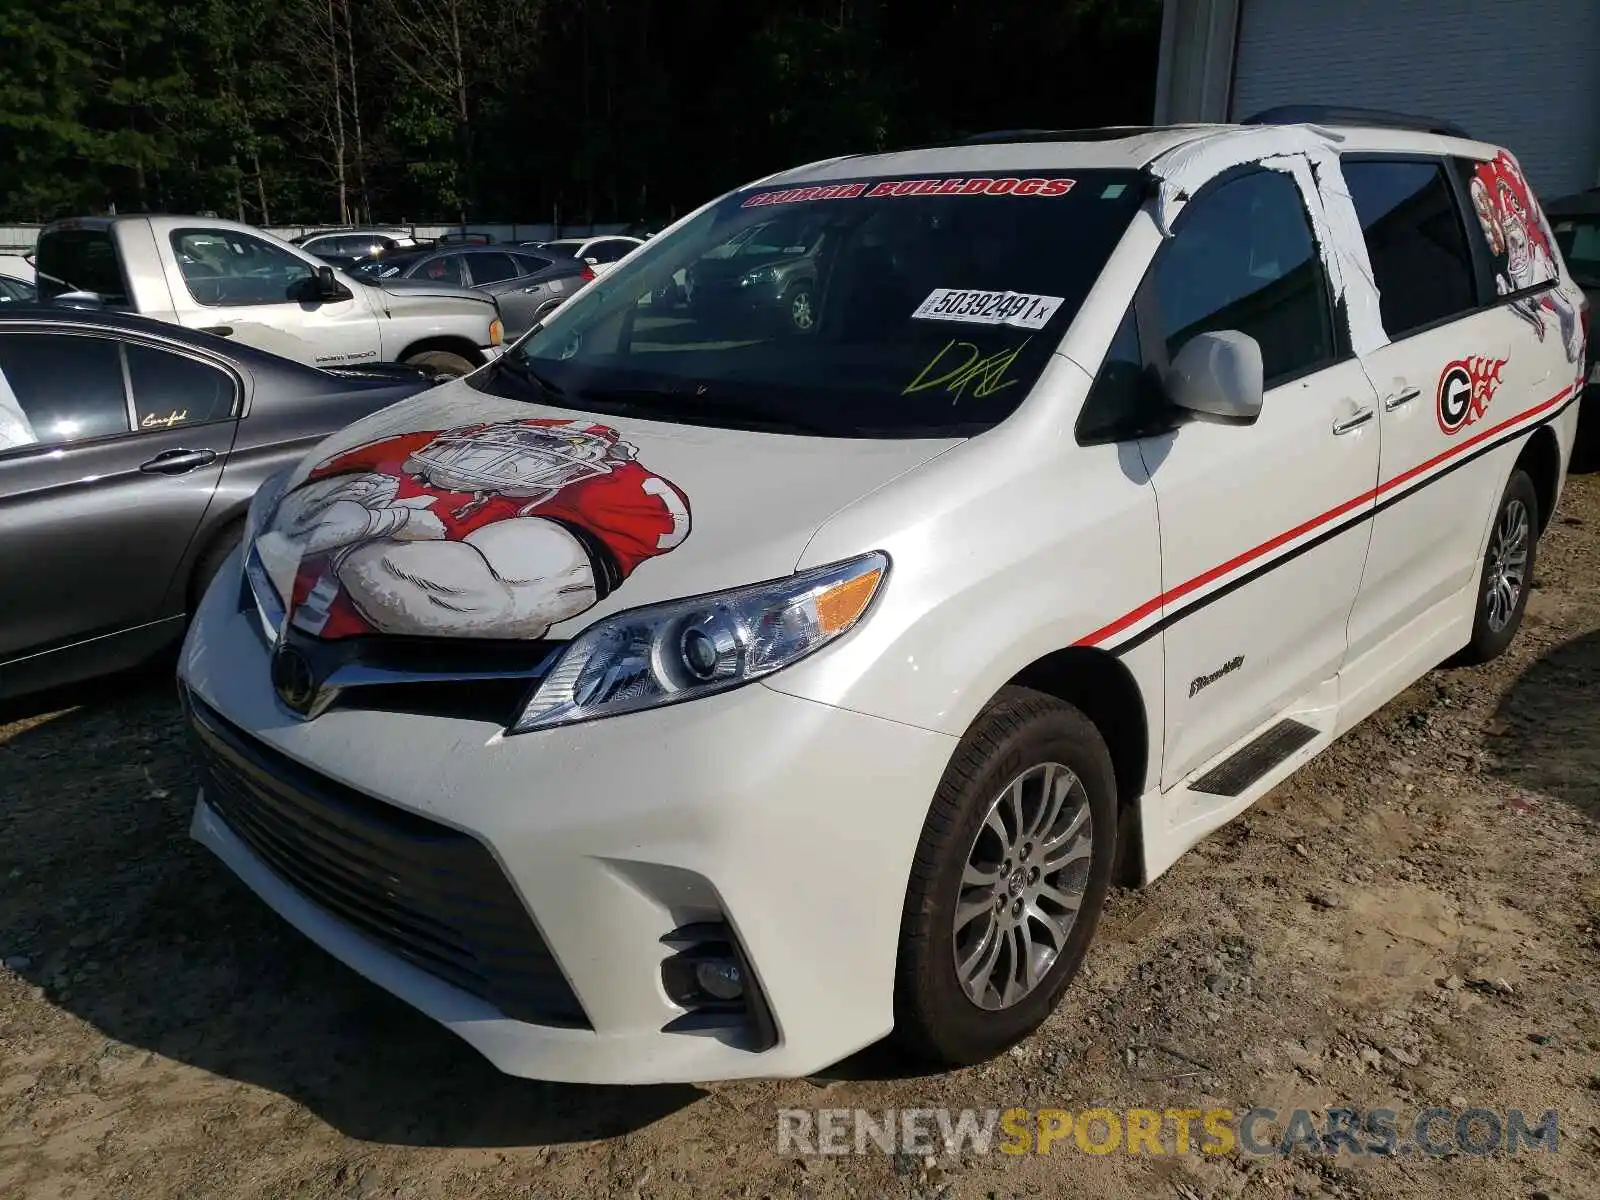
xmin=271 ymin=417 xmax=692 ymax=639
xmin=1468 ymin=150 xmax=1583 ymax=364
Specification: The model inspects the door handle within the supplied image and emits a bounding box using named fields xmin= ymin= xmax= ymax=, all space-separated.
xmin=200 ymin=325 xmax=234 ymax=337
xmin=140 ymin=448 xmax=218 ymax=474
xmin=1331 ymin=409 xmax=1374 ymax=435
xmin=1383 ymin=387 xmax=1422 ymax=411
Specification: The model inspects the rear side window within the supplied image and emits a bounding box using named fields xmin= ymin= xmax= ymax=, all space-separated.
xmin=0 ymin=333 xmax=129 ymax=450
xmin=591 ymin=239 xmax=636 ymax=263
xmin=1151 ymin=168 xmax=1336 ymax=385
xmin=35 ymin=229 xmax=129 ymax=305
xmin=125 ymin=344 xmax=237 ymax=428
xmin=1343 ymin=159 xmax=1476 ymax=339
xmin=1453 ymin=152 xmax=1563 ymax=298
xmin=513 ymin=253 xmax=552 ymax=274
xmin=465 ymin=253 xmax=519 ymax=285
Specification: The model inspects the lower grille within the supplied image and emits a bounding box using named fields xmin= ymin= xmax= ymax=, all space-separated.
xmin=186 ymin=692 xmax=588 ymax=1027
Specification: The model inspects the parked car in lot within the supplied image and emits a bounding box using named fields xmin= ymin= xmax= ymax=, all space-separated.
xmin=526 ymin=235 xmax=642 ymax=277
xmin=33 ymin=216 xmax=503 ymax=377
xmin=179 ymin=112 xmax=1586 ymax=1086
xmin=0 ymin=274 xmax=36 ymax=304
xmin=349 ymin=244 xmax=595 ymax=336
xmin=0 ymin=307 xmax=433 ymax=699
xmin=291 ymin=227 xmax=425 ymax=269
xmin=681 ymin=212 xmax=829 ymax=332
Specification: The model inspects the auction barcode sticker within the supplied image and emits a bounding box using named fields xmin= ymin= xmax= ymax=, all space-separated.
xmin=912 ymin=288 xmax=1064 ymax=330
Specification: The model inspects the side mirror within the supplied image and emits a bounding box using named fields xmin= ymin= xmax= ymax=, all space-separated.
xmin=54 ymin=290 xmax=105 ymax=311
xmin=1165 ymin=330 xmax=1264 ymax=422
xmin=308 ymin=264 xmax=347 ymax=301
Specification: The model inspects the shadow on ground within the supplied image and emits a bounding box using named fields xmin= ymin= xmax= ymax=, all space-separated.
xmin=1487 ymin=626 xmax=1600 ymax=818
xmin=0 ymin=676 xmax=699 ymax=1147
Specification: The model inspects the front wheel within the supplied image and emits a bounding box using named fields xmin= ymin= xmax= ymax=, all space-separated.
xmin=1458 ymin=467 xmax=1540 ymax=665
xmin=784 ymin=284 xmax=816 ymax=333
xmin=403 ymin=349 xmax=476 ymax=378
xmin=893 ymin=687 xmax=1118 ymax=1065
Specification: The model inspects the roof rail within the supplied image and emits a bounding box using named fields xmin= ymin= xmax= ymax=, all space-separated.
xmin=958 ymin=126 xmax=1160 ymax=145
xmin=1241 ymin=105 xmax=1472 ymax=140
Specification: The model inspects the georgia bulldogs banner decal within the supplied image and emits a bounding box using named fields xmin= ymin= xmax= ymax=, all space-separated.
xmin=742 ymin=176 xmax=1076 ymax=207
xmin=1436 ymin=355 xmax=1508 ymax=436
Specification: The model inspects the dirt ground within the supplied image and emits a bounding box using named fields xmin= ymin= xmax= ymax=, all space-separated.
xmin=4 ymin=472 xmax=1600 ymax=1200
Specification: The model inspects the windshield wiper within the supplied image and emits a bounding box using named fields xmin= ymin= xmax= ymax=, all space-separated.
xmin=494 ymin=353 xmax=567 ymax=402
xmin=573 ymin=386 xmax=836 ymax=436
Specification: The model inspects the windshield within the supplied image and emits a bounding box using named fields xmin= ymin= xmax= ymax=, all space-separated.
xmin=1554 ymin=215 xmax=1600 ymax=287
xmin=473 ymin=169 xmax=1145 ymax=437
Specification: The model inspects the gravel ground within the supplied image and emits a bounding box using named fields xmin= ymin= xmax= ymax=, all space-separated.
xmin=2 ymin=471 xmax=1599 ymax=1200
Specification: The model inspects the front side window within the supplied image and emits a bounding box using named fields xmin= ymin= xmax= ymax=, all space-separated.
xmin=415 ymin=254 xmax=467 ymax=286
xmin=1343 ymin=159 xmax=1476 ymax=339
xmin=1076 ymin=307 xmax=1158 ymax=444
xmin=484 ymin=170 xmax=1146 ymax=437
xmin=125 ymin=344 xmax=238 ymax=429
xmin=0 ymin=333 xmax=129 ymax=451
xmin=1151 ymin=167 xmax=1335 ymax=386
xmin=170 ymin=229 xmax=314 ymax=307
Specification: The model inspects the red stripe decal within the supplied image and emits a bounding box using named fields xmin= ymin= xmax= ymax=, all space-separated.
xmin=1076 ymin=384 xmax=1574 ymax=648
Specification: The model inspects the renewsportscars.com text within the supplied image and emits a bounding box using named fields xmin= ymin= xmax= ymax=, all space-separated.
xmin=776 ymin=1106 xmax=1560 ymax=1158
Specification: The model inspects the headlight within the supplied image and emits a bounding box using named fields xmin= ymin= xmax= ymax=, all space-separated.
xmin=243 ymin=467 xmax=292 ymax=554
xmin=740 ymin=267 xmax=779 ymax=287
xmin=510 ymin=551 xmax=888 ymax=734
xmin=241 ymin=468 xmax=293 ymax=635
xmin=489 ymin=317 xmax=505 ymax=346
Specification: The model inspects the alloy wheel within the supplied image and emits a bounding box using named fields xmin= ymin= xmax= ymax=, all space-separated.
xmin=1484 ymin=496 xmax=1530 ymax=633
xmin=952 ymin=761 xmax=1094 ymax=1010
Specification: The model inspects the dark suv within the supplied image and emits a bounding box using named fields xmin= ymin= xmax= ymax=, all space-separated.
xmin=683 ymin=214 xmax=830 ymax=332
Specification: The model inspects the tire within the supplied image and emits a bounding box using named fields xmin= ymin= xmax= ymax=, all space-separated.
xmin=189 ymin=518 xmax=244 ymax=612
xmin=893 ymin=686 xmax=1118 ymax=1066
xmin=785 ymin=284 xmax=816 ymax=333
xmin=1458 ymin=468 xmax=1539 ymax=665
xmin=402 ymin=349 xmax=476 ymax=377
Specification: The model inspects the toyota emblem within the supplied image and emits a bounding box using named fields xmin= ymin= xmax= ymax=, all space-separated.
xmin=270 ymin=646 xmax=318 ymax=715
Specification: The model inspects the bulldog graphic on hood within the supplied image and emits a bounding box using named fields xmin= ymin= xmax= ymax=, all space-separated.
xmin=272 ymin=417 xmax=692 ymax=639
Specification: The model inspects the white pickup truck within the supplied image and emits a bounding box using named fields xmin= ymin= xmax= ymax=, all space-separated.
xmin=33 ymin=216 xmax=504 ymax=376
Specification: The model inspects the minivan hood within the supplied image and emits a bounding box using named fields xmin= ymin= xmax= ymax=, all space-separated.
xmin=253 ymin=380 xmax=957 ymax=642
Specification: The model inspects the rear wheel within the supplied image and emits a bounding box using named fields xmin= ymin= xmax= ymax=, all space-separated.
xmin=403 ymin=349 xmax=476 ymax=377
xmin=1458 ymin=468 xmax=1539 ymax=664
xmin=894 ymin=687 xmax=1117 ymax=1065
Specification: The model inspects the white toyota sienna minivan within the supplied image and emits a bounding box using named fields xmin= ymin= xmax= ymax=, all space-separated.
xmin=179 ymin=110 xmax=1589 ymax=1085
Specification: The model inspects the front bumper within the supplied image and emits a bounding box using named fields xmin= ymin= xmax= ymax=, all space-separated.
xmin=179 ymin=557 xmax=957 ymax=1084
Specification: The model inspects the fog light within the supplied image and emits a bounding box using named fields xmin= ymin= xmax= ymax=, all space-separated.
xmin=694 ymin=959 xmax=744 ymax=1001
